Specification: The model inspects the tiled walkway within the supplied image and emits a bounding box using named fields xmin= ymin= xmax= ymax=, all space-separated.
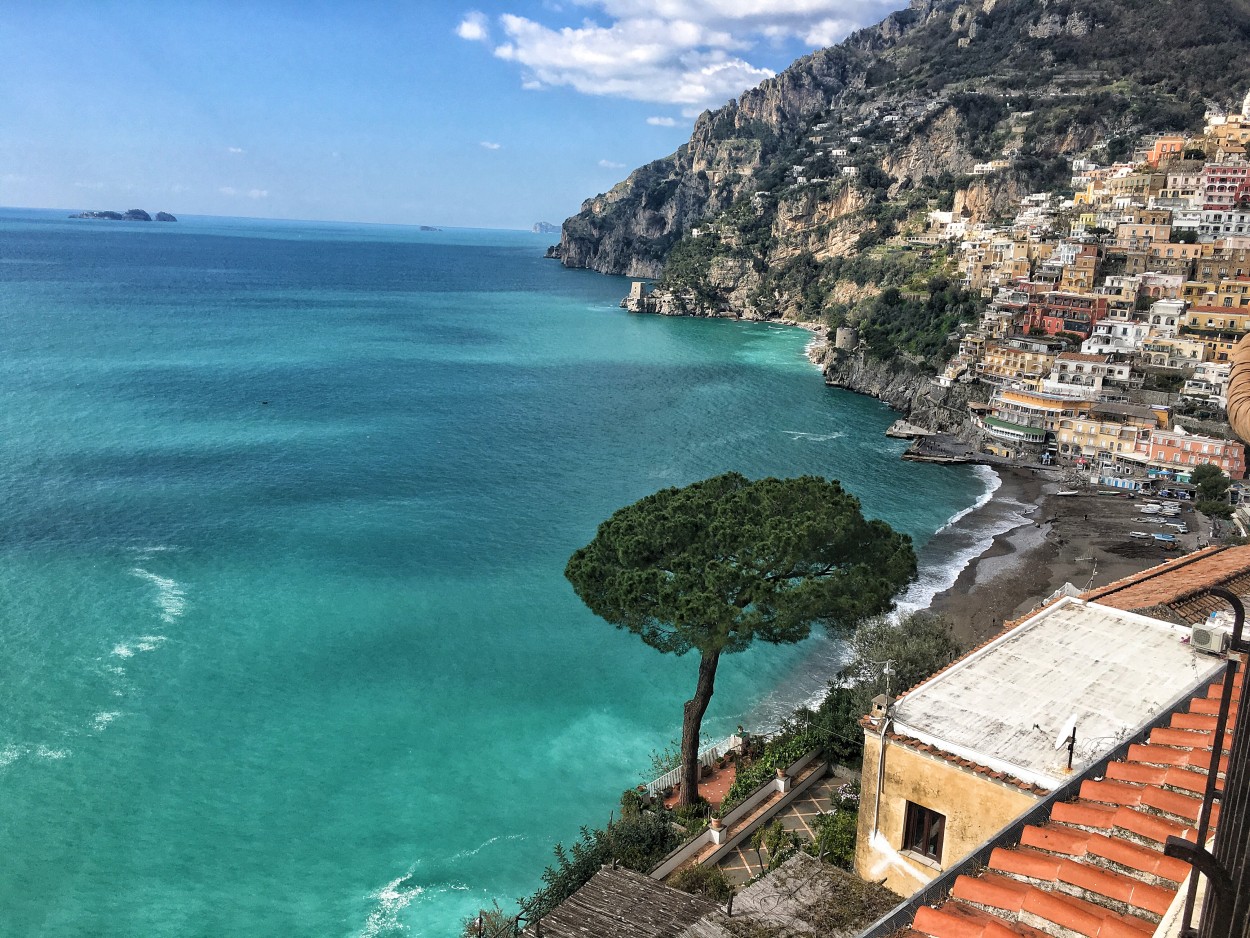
xmin=661 ymin=763 xmax=738 ymax=810
xmin=715 ymin=774 xmax=839 ymax=886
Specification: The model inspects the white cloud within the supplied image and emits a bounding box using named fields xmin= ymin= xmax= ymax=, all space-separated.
xmin=480 ymin=141 xmax=502 ymax=150
xmin=219 ymin=186 xmax=237 ymax=196
xmin=457 ymin=11 xmax=490 ymax=41
xmin=478 ymin=1 xmax=893 ymax=110
xmin=646 ymin=115 xmax=678 ymax=126
xmin=248 ymin=189 xmax=268 ymax=199
xmin=599 ymin=158 xmax=626 ymax=168
xmin=227 ymin=146 xmax=245 ymax=154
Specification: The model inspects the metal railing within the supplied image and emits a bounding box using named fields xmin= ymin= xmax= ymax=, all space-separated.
xmin=855 ymin=667 xmax=1225 ymax=938
xmin=1162 ymin=587 xmax=1250 ymax=938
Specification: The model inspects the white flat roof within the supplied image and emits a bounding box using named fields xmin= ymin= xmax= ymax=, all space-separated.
xmin=889 ymin=598 xmax=1224 ymax=790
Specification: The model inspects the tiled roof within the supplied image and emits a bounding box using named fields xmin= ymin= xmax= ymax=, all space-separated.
xmin=885 ymin=600 xmax=1220 ymax=792
xmin=880 ymin=728 xmax=1050 ymax=797
xmin=904 ymin=667 xmax=1241 ymax=938
xmin=1080 ymin=544 xmax=1250 ymax=622
xmin=525 ymin=866 xmax=716 ymax=938
xmin=992 ymin=546 xmax=1250 ymax=633
xmin=1057 ymin=352 xmax=1111 ymax=363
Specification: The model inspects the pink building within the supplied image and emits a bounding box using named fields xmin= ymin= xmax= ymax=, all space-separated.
xmin=1139 ymin=428 xmax=1246 ymax=478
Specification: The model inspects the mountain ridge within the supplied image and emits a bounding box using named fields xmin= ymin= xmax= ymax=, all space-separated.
xmin=549 ymin=0 xmax=1250 ymax=318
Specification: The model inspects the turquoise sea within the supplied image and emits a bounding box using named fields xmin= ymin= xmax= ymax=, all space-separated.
xmin=0 ymin=210 xmax=1000 ymax=936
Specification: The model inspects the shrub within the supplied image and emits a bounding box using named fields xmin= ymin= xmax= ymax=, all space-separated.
xmin=1197 ymin=499 xmax=1233 ymax=520
xmin=720 ymin=733 xmax=816 ymax=813
xmin=525 ymin=812 xmax=682 ymax=919
xmin=668 ymin=864 xmax=734 ymax=902
xmin=809 ymin=808 xmax=859 ymax=870
xmin=461 ymin=902 xmax=515 ymax=937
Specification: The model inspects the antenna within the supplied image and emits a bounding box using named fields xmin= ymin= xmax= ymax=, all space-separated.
xmin=1055 ymin=713 xmax=1078 ymax=771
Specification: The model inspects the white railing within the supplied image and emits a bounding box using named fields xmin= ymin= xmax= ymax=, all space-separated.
xmin=643 ymin=734 xmax=743 ymax=797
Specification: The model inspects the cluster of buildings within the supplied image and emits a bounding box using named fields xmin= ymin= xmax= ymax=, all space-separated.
xmin=928 ymin=95 xmax=1250 ymax=484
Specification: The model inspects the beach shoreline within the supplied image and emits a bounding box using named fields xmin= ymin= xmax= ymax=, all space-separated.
xmin=924 ymin=466 xmax=1203 ymax=649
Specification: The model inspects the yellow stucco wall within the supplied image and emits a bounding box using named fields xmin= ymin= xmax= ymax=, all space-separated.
xmin=854 ymin=732 xmax=1042 ymax=896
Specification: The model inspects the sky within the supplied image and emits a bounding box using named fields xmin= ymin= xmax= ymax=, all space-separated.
xmin=0 ymin=1 xmax=905 ymax=229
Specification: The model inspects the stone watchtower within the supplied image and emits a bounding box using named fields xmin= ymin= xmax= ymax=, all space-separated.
xmin=622 ymin=280 xmax=657 ymax=313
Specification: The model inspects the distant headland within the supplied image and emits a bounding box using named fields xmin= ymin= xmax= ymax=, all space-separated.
xmin=531 ymin=221 xmax=559 ymax=235
xmin=68 ymin=209 xmax=177 ymax=222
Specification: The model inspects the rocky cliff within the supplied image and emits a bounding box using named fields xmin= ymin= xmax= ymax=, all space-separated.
xmin=815 ymin=344 xmax=988 ymax=436
xmin=552 ymin=0 xmax=1250 ymax=323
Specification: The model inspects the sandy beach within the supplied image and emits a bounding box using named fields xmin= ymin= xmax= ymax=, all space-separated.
xmin=927 ymin=467 xmax=1210 ymax=648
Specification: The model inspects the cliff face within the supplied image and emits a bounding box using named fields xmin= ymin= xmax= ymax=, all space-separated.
xmin=553 ymin=0 xmax=1250 ymax=311
xmin=816 ymin=346 xmax=988 ymax=435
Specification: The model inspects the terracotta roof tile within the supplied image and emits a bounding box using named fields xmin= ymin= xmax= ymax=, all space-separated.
xmin=909 ymin=666 xmax=1241 ymax=938
xmin=1056 ymin=351 xmax=1112 ymax=362
xmin=882 ymin=730 xmax=1051 ymax=796
xmin=1078 ymin=544 xmax=1250 ymax=620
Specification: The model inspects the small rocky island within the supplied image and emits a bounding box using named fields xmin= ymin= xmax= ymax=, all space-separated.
xmin=69 ymin=209 xmax=177 ymax=222
xmin=531 ymin=221 xmax=559 ymax=235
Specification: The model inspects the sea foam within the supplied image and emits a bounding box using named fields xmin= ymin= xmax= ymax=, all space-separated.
xmin=359 ymin=869 xmax=425 ymax=938
xmin=130 ymin=567 xmax=187 ymax=624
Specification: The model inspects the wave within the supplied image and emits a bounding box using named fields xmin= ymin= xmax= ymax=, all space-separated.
xmin=92 ymin=711 xmax=122 ymax=731
xmin=448 ymin=834 xmax=526 ymax=863
xmin=360 ymin=874 xmax=472 ymax=938
xmin=781 ymin=430 xmax=845 ymax=442
xmin=360 ymin=835 xmax=527 ymax=937
xmin=933 ymin=464 xmax=1001 ymax=535
xmin=360 ymin=869 xmax=425 ymax=938
xmin=896 ymin=466 xmax=1032 ymax=617
xmin=129 ymin=568 xmax=187 ymax=624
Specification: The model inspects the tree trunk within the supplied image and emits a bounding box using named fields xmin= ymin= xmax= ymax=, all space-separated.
xmin=678 ymin=649 xmax=721 ymax=807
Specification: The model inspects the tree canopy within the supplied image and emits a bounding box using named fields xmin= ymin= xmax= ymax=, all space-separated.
xmin=794 ymin=611 xmax=959 ymax=767
xmin=565 ymin=472 xmax=916 ymax=804
xmin=1193 ymin=462 xmax=1230 ymax=501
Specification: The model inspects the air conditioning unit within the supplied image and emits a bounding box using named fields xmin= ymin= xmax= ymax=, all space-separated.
xmin=1191 ymin=622 xmax=1232 ymax=655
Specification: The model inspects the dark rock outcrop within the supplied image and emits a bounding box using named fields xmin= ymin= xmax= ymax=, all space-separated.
xmin=69 ymin=209 xmax=176 ymax=222
xmin=815 ymin=344 xmax=987 ymax=437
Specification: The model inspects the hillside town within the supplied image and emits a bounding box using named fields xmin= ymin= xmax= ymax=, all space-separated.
xmin=923 ymin=95 xmax=1250 ymax=488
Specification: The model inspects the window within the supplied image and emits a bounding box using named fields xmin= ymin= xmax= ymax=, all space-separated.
xmin=903 ymin=801 xmax=945 ymax=863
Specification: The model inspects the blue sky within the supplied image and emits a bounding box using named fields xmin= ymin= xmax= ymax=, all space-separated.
xmin=0 ymin=1 xmax=902 ymax=229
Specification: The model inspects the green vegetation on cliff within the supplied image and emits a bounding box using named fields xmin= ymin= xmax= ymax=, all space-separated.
xmin=556 ymin=0 xmax=1250 ymax=360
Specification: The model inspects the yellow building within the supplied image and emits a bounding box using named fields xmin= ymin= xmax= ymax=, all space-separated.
xmin=1181 ymin=303 xmax=1250 ymax=361
xmin=976 ymin=343 xmax=1057 ymax=387
xmin=1053 ymin=401 xmax=1168 ymax=461
xmin=1140 ymin=335 xmax=1209 ymax=368
xmin=1057 ymin=244 xmax=1098 ymax=293
xmin=854 ymin=598 xmax=1225 ymax=895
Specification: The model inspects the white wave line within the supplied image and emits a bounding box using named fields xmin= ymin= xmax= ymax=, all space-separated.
xmin=359 ymin=866 xmax=423 ymax=938
xmin=129 ymin=567 xmax=187 ymax=624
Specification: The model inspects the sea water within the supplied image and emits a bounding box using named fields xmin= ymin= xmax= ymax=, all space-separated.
xmin=0 ymin=210 xmax=995 ymax=936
